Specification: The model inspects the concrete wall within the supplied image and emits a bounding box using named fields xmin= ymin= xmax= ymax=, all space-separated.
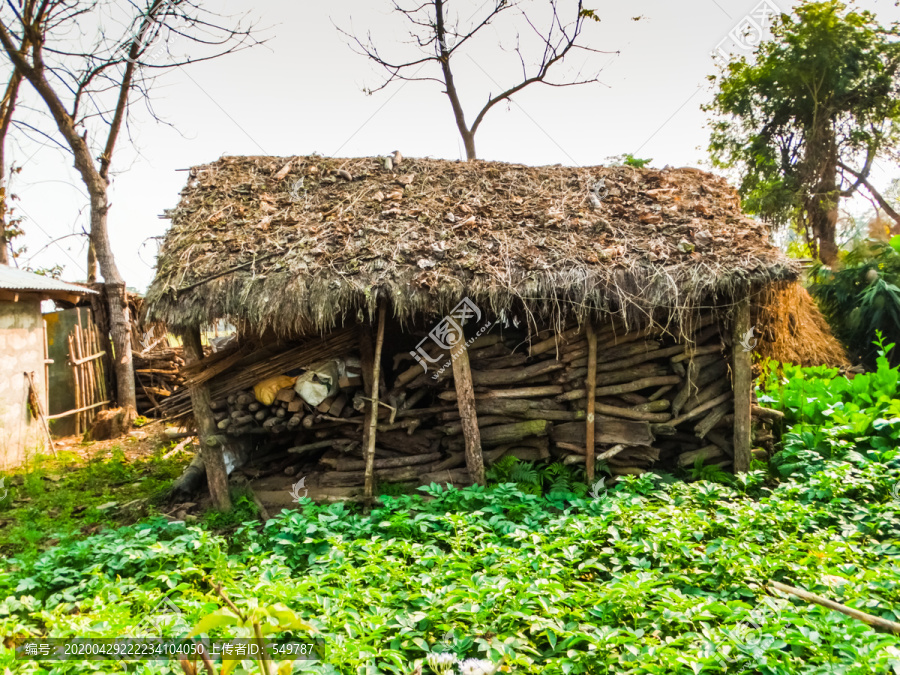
xmin=0 ymin=298 xmax=46 ymax=469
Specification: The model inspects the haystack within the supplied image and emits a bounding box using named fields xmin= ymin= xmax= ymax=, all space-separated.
xmin=146 ymin=156 xmax=798 ymax=506
xmin=754 ymin=283 xmax=849 ymax=368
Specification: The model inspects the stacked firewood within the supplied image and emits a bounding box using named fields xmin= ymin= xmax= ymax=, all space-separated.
xmin=200 ymin=318 xmax=774 ymax=490
xmin=134 ymin=347 xmax=187 ymax=416
xmin=314 ymin=332 xmax=571 ymax=487
xmin=130 ymin=303 xmax=189 ymax=417
xmin=212 ymin=369 xmax=362 ymax=439
xmin=549 ymin=317 xmax=778 ymax=474
xmin=544 ymin=317 xmax=733 ymax=475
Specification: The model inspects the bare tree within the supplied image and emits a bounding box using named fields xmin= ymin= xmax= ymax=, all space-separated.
xmin=341 ymin=0 xmax=608 ymax=160
xmin=0 ymin=0 xmax=35 ymax=265
xmin=0 ymin=0 xmax=258 ymax=411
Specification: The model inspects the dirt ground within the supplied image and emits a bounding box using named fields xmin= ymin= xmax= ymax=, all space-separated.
xmin=51 ymin=419 xmax=179 ymax=465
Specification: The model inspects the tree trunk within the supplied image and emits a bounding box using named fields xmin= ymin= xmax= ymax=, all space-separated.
xmin=87 ymin=241 xmax=98 ymax=283
xmin=461 ymin=130 xmax=476 ymax=161
xmin=85 ymin=182 xmax=136 ymax=411
xmin=434 ymin=0 xmax=477 ymax=161
xmin=182 ymin=327 xmax=232 ymax=511
xmin=0 ymin=38 xmax=27 ymax=268
xmin=0 ymin=16 xmax=140 ymax=411
xmin=809 ymin=192 xmax=839 ymax=265
xmin=806 ymin=126 xmax=840 ymax=265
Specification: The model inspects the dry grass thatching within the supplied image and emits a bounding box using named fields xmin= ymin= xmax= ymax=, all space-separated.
xmin=145 ymin=155 xmax=798 ymax=336
xmin=754 ymin=283 xmax=849 ymax=368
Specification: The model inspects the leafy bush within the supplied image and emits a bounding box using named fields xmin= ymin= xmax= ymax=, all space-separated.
xmin=810 ymin=238 xmax=900 ymax=366
xmin=485 ymin=457 xmax=589 ymax=498
xmin=760 ymin=333 xmax=900 ymax=482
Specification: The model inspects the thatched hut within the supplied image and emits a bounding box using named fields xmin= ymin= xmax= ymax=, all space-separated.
xmin=147 ymin=155 xmax=797 ymax=508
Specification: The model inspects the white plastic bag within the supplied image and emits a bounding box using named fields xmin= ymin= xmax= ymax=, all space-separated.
xmin=294 ymin=360 xmax=342 ymax=406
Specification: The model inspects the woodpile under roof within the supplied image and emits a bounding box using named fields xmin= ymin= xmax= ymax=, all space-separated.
xmin=146 ymin=156 xmax=797 ymax=336
xmin=178 ymin=314 xmax=776 ymax=496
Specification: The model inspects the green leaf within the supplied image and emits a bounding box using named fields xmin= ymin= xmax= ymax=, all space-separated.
xmin=187 ymin=608 xmax=242 ymax=637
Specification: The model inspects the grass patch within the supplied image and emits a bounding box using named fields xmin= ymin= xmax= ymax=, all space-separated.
xmin=0 ymin=438 xmax=189 ymax=563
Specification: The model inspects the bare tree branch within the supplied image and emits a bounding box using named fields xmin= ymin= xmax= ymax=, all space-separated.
xmin=838 ymin=160 xmax=900 ymax=227
xmin=838 ymin=145 xmax=876 ymax=198
xmin=339 ymin=0 xmax=615 ymax=160
xmin=0 ymin=0 xmax=262 ymax=412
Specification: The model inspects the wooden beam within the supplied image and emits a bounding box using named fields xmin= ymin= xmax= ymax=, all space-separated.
xmin=363 ymin=305 xmax=387 ymax=502
xmin=732 ymin=296 xmax=752 ymax=473
xmin=183 ymin=327 xmax=231 ymax=511
xmin=585 ymin=322 xmax=597 ymax=480
xmin=70 ymin=350 xmax=106 ymax=366
xmin=451 ymin=338 xmax=486 ymax=486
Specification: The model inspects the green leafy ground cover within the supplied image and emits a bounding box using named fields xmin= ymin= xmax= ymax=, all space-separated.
xmin=0 ymin=440 xmax=188 ymax=563
xmin=2 ymin=349 xmax=900 ymax=674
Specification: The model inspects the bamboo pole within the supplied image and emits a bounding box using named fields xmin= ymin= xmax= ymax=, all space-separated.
xmin=71 ymin=329 xmax=81 ymax=433
xmin=363 ymin=304 xmax=387 ymax=502
xmin=79 ymin=324 xmax=98 ymax=426
xmin=42 ymin=319 xmax=50 ymax=414
xmin=89 ymin=321 xmax=107 ymax=405
xmin=78 ymin=326 xmax=93 ymax=427
xmin=46 ymin=400 xmax=112 ymax=420
xmin=69 ymin=350 xmax=106 ymax=366
xmin=769 ymin=580 xmax=900 ymax=636
xmin=732 ymin=296 xmax=752 ymax=472
xmin=585 ymin=322 xmax=597 ymax=481
xmin=68 ymin=334 xmax=82 ymax=435
xmin=25 ymin=371 xmax=56 ymax=455
xmin=75 ymin=311 xmax=87 ymax=430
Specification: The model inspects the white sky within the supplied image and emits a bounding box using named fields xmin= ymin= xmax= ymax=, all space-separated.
xmin=6 ymin=0 xmax=900 ymax=292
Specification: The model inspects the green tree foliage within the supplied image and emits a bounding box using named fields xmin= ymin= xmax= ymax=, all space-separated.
xmin=706 ymin=1 xmax=900 ymax=264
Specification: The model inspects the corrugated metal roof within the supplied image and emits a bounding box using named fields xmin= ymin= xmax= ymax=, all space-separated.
xmin=0 ymin=265 xmax=96 ymax=294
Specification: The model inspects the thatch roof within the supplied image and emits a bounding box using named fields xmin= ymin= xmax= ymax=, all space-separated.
xmin=146 ymin=155 xmax=797 ymax=336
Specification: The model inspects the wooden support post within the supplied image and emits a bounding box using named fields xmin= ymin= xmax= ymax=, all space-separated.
xmin=183 ymin=327 xmax=232 ymax=511
xmin=358 ymin=323 xmax=375 ymax=495
xmin=585 ymin=322 xmax=597 ymax=481
xmin=363 ymin=305 xmax=387 ymax=502
xmin=732 ymin=296 xmax=752 ymax=473
xmin=451 ymin=339 xmax=486 ymax=486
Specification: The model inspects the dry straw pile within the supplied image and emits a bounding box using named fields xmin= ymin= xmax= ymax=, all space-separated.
xmin=754 ymin=283 xmax=849 ymax=368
